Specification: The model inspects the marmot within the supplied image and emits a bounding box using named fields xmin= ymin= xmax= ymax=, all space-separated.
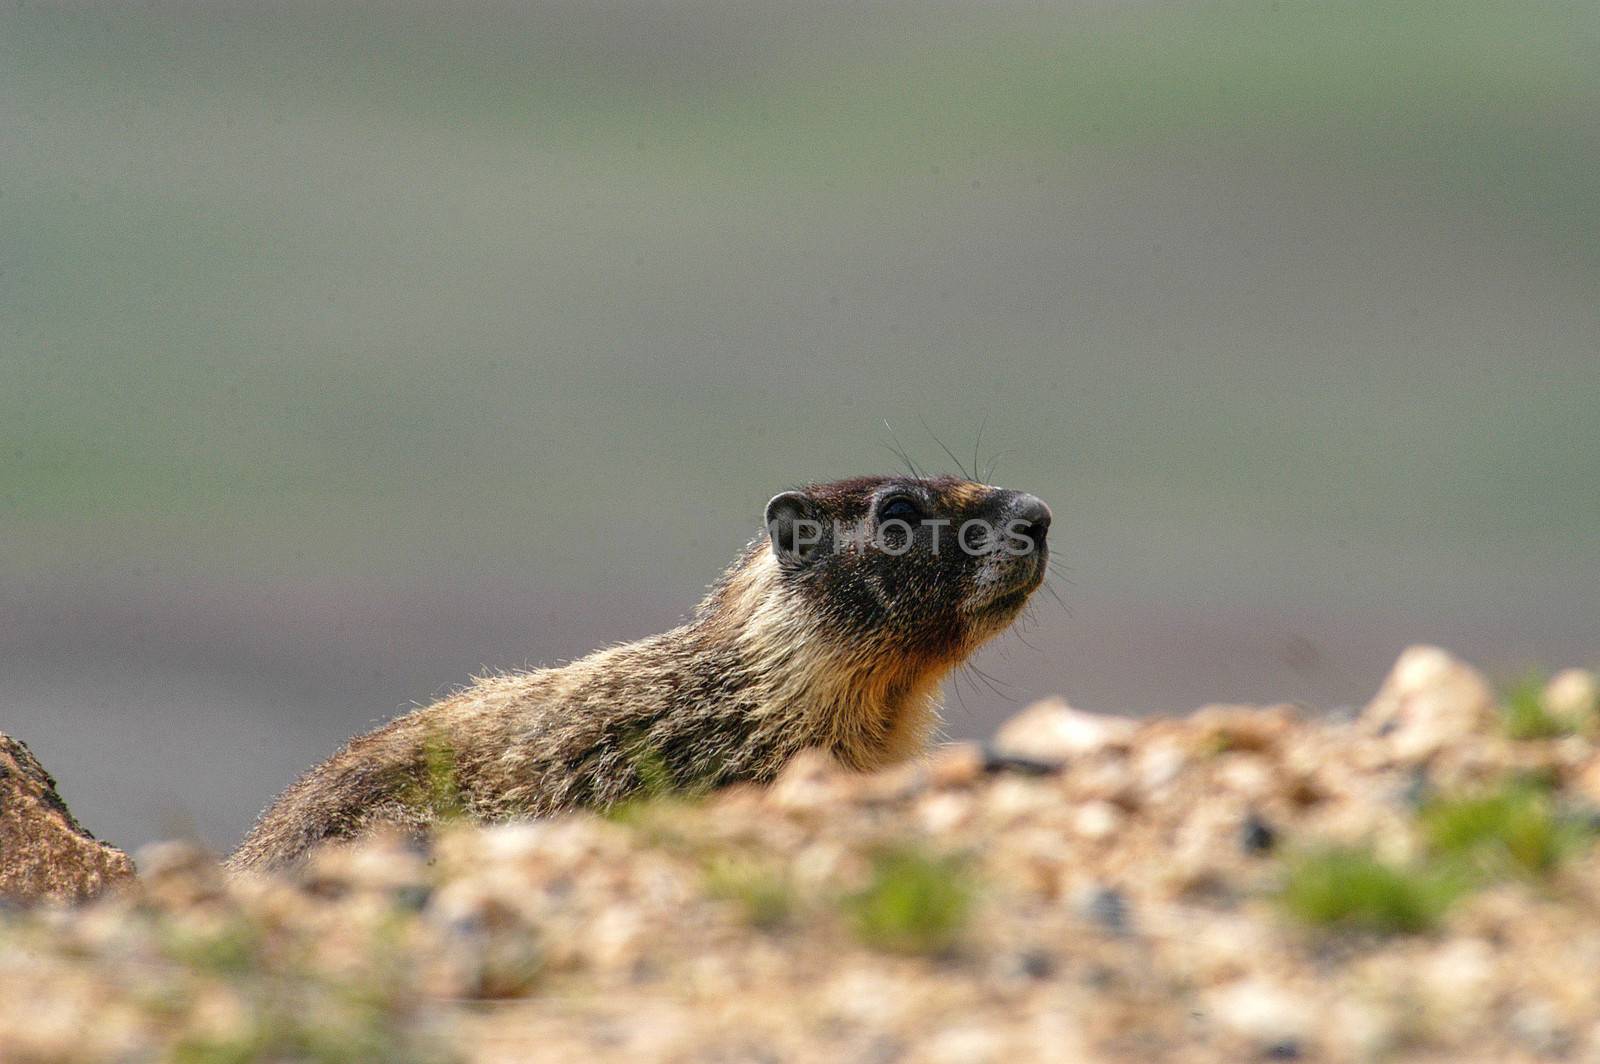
xmin=229 ymin=474 xmax=1051 ymax=873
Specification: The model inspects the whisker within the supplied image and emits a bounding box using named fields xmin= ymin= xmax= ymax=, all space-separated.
xmin=982 ymin=448 xmax=1015 ymax=483
xmin=1045 ymin=558 xmax=1075 ymax=581
xmin=879 ymin=442 xmax=919 ymax=480
xmin=958 ymin=662 xmax=1005 ymax=702
xmin=918 ymin=413 xmax=972 ymax=480
xmin=948 ymin=665 xmax=976 ymax=717
xmin=881 ymin=419 xmax=925 ymax=480
xmin=966 ymin=661 xmax=1017 ymax=697
xmin=972 ymin=410 xmax=989 ymax=485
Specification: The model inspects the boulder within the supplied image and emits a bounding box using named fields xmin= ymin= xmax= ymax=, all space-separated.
xmin=0 ymin=733 xmax=134 ymax=903
xmin=990 ymin=697 xmax=1136 ymax=767
xmin=1361 ymin=646 xmax=1497 ymax=761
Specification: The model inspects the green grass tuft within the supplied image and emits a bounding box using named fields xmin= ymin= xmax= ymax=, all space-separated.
xmin=171 ymin=1003 xmax=452 ymax=1064
xmin=1502 ymin=672 xmax=1572 ymax=741
xmin=159 ymin=914 xmax=456 ymax=1064
xmin=1421 ymin=780 xmax=1592 ymax=878
xmin=704 ymin=856 xmax=797 ymax=931
xmin=1284 ymin=775 xmax=1599 ymax=936
xmin=845 ymin=846 xmax=974 ymax=956
xmin=159 ymin=919 xmax=261 ymax=976
xmin=1281 ymin=848 xmax=1466 ymax=935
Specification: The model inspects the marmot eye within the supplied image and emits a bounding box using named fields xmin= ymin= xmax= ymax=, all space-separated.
xmin=877 ymin=496 xmax=921 ymax=523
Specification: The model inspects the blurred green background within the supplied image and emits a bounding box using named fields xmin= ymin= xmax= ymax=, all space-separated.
xmin=3 ymin=0 xmax=1596 ymax=851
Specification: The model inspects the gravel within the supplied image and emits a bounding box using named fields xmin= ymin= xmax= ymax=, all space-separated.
xmin=2 ymin=647 xmax=1598 ymax=1063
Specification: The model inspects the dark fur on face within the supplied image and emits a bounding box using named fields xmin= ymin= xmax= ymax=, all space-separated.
xmin=741 ymin=474 xmax=1049 ymax=661
xmin=230 ymin=474 xmax=1051 ymax=874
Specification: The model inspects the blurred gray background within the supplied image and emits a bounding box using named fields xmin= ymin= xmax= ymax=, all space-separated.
xmin=3 ymin=0 xmax=1596 ymax=852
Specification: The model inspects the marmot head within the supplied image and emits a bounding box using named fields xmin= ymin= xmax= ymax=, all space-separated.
xmin=760 ymin=474 xmax=1051 ymax=664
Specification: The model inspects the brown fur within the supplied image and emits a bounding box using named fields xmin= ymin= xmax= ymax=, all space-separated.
xmin=229 ymin=475 xmax=1049 ymax=874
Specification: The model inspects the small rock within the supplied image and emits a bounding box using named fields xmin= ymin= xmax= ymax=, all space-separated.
xmin=855 ymin=760 xmax=928 ymax=803
xmin=916 ymin=792 xmax=973 ymax=834
xmin=134 ymin=839 xmax=214 ymax=881
xmin=824 ymin=968 xmax=909 ymax=1028
xmin=927 ymin=742 xmax=985 ymax=788
xmin=1210 ymin=979 xmax=1311 ymax=1055
xmin=925 ymin=1025 xmax=1001 ymax=1064
xmin=1361 ymin=645 xmax=1497 ymax=760
xmin=1217 ymin=753 xmax=1275 ymax=798
xmin=982 ymin=776 xmax=1053 ymax=820
xmin=979 ymin=748 xmax=1060 ymax=776
xmin=1400 ymin=765 xmax=1432 ymax=809
xmin=990 ymin=698 xmax=1135 ymax=767
xmin=1239 ymin=811 xmax=1277 ymax=854
xmin=1419 ymin=938 xmax=1497 ymax=1020
xmin=1191 ymin=704 xmax=1296 ymax=753
xmin=1080 ymin=884 xmax=1132 ymax=935
xmin=303 ymin=830 xmax=429 ymax=898
xmin=1510 ymin=999 xmax=1570 ymax=1056
xmin=1545 ymin=669 xmax=1599 ymax=720
xmin=1073 ymin=800 xmax=1122 ymax=840
xmin=1011 ymin=948 xmax=1055 ymax=980
xmin=426 ymin=881 xmax=545 ymax=999
xmin=1325 ymin=998 xmax=1400 ymax=1060
xmin=1075 ymin=758 xmax=1137 ymax=804
xmin=0 ymin=733 xmax=136 ymax=904
xmin=765 ymin=748 xmax=849 ymax=811
xmin=1573 ymin=758 xmax=1600 ymax=806
xmin=135 ymin=840 xmax=224 ymax=909
xmin=1135 ymin=739 xmax=1188 ymax=793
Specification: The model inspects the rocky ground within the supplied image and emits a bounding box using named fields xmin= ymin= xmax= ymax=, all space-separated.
xmin=4 ymin=647 xmax=1600 ymax=1063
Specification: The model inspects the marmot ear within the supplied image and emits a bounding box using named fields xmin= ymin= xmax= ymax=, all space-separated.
xmin=764 ymin=491 xmax=823 ymax=566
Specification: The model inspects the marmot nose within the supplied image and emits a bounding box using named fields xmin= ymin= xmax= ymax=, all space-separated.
xmin=1010 ymin=492 xmax=1052 ymax=550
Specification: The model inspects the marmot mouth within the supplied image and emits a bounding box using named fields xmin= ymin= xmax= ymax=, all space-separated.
xmin=982 ymin=586 xmax=1033 ymax=617
xmin=969 ymin=551 xmax=1047 ymax=617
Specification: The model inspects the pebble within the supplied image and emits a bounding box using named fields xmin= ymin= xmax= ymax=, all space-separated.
xmin=1081 ymin=884 xmax=1132 ymax=935
xmin=765 ymin=748 xmax=850 ymax=810
xmin=979 ymin=748 xmax=1060 ymax=777
xmin=917 ymin=792 xmax=973 ymax=834
xmin=990 ymin=698 xmax=1136 ymax=767
xmin=927 ymin=742 xmax=986 ymax=788
xmin=1073 ymin=800 xmax=1122 ymax=840
xmin=1239 ymin=811 xmax=1277 ymax=854
xmin=1136 ymin=739 xmax=1188 ymax=792
xmin=1545 ymin=669 xmax=1599 ymax=720
xmin=1210 ymin=979 xmax=1311 ymax=1055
